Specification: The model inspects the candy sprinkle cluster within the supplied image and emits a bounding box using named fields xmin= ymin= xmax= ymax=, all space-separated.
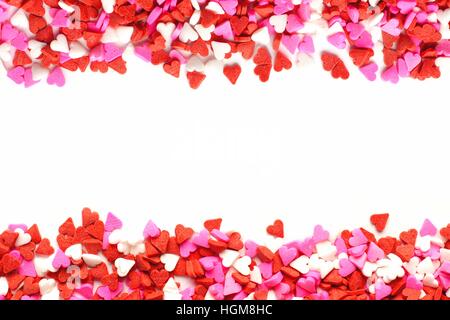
xmin=0 ymin=210 xmax=450 ymax=300
xmin=0 ymin=0 xmax=449 ymax=88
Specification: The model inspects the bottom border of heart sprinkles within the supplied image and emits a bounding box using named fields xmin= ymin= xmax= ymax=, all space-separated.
xmin=1 ymin=0 xmax=450 ymax=88
xmin=0 ymin=209 xmax=449 ymax=300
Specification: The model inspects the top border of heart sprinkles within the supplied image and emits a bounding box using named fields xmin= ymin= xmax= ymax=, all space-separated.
xmin=0 ymin=0 xmax=449 ymax=88
xmin=0 ymin=209 xmax=450 ymax=300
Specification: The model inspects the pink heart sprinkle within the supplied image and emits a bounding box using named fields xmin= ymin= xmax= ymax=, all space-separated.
xmin=278 ymin=245 xmax=297 ymax=266
xmin=404 ymin=52 xmax=421 ymax=72
xmin=375 ymin=280 xmax=392 ymax=300
xmin=381 ymin=19 xmax=401 ymax=36
xmin=334 ymin=237 xmax=348 ymax=254
xmin=179 ymin=240 xmax=197 ymax=258
xmin=1 ymin=23 xmax=18 ymax=41
xmin=348 ymin=244 xmax=367 ymax=257
xmin=11 ymin=32 xmax=28 ymax=51
xmin=281 ymin=34 xmax=301 ymax=54
xmin=397 ymin=58 xmax=409 ymax=77
xmin=209 ymin=283 xmax=225 ymax=300
xmin=103 ymin=43 xmax=123 ymax=62
xmin=219 ymin=0 xmax=238 ymax=16
xmin=52 ymin=249 xmax=71 ymax=269
xmin=382 ymin=65 xmax=400 ymax=84
xmin=420 ymin=218 xmax=437 ymax=236
xmin=259 ymin=262 xmax=273 ymax=279
xmin=214 ymin=21 xmax=233 ymax=41
xmin=206 ymin=262 xmax=224 ymax=283
xmin=339 ymin=258 xmax=356 ymax=277
xmin=397 ymin=0 xmax=417 ymax=14
xmin=7 ymin=66 xmax=25 ymax=84
xmin=297 ymin=276 xmax=316 ymax=293
xmin=346 ymin=23 xmax=365 ymax=41
xmin=349 ymin=252 xmax=367 ymax=269
xmin=367 ymin=242 xmax=385 ymax=262
xmin=264 ymin=271 xmax=283 ymax=288
xmin=135 ymin=45 xmax=152 ymax=62
xmin=327 ymin=32 xmax=346 ymax=49
xmin=47 ymin=67 xmax=65 ymax=87
xmin=347 ymin=7 xmax=359 ymax=23
xmin=19 ymin=260 xmax=37 ymax=277
xmin=298 ymin=35 xmax=314 ymax=54
xmin=192 ymin=230 xmax=210 ymax=248
xmin=245 ymin=240 xmax=258 ymax=257
xmin=286 ymin=14 xmax=303 ymax=34
xmin=360 ymin=62 xmax=378 ymax=81
xmin=223 ymin=274 xmax=242 ymax=296
xmin=105 ymin=212 xmax=123 ymax=232
xmin=143 ymin=219 xmax=160 ymax=238
xmin=312 ymin=225 xmax=329 ymax=243
xmin=199 ymin=256 xmax=219 ymax=271
xmin=406 ymin=275 xmax=423 ymax=290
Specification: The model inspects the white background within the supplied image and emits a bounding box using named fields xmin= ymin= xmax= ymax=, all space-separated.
xmin=1 ymin=53 xmax=450 ymax=243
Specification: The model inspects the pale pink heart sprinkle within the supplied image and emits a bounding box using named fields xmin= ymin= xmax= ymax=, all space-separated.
xmin=47 ymin=67 xmax=65 ymax=87
xmin=181 ymin=287 xmax=194 ymax=300
xmin=278 ymin=246 xmax=297 ymax=266
xmin=244 ymin=240 xmax=258 ymax=257
xmin=367 ymin=242 xmax=385 ymax=262
xmin=8 ymin=224 xmax=27 ymax=232
xmin=397 ymin=0 xmax=417 ymax=14
xmin=214 ymin=21 xmax=233 ymax=41
xmin=211 ymin=229 xmax=229 ymax=242
xmin=298 ymin=35 xmax=314 ymax=54
xmin=169 ymin=50 xmax=186 ymax=64
xmin=347 ymin=6 xmax=359 ymax=23
xmin=103 ymin=43 xmax=124 ymax=63
xmin=219 ymin=0 xmax=238 ymax=16
xmin=360 ymin=62 xmax=378 ymax=81
xmin=338 ymin=258 xmax=356 ymax=277
xmin=179 ymin=240 xmax=197 ymax=258
xmin=381 ymin=19 xmax=401 ymax=36
xmin=209 ymin=283 xmax=225 ymax=300
xmin=397 ymin=58 xmax=410 ymax=77
xmin=381 ymin=65 xmax=399 ymax=84
xmin=348 ymin=244 xmax=367 ymax=257
xmin=199 ymin=256 xmax=219 ymax=271
xmin=312 ymin=225 xmax=329 ymax=243
xmin=297 ymin=276 xmax=316 ymax=293
xmin=349 ymin=252 xmax=367 ymax=269
xmin=420 ymin=218 xmax=437 ymax=236
xmin=327 ymin=32 xmax=346 ymax=49
xmin=281 ymin=34 xmax=301 ymax=54
xmin=147 ymin=6 xmax=162 ymax=25
xmin=346 ymin=23 xmax=365 ymax=41
xmin=223 ymin=275 xmax=242 ymax=296
xmin=286 ymin=14 xmax=303 ymax=33
xmin=143 ymin=219 xmax=160 ymax=238
xmin=259 ymin=261 xmax=273 ymax=279
xmin=206 ymin=262 xmax=224 ymax=283
xmin=134 ymin=45 xmax=152 ymax=62
xmin=264 ymin=271 xmax=283 ymax=288
xmin=404 ymin=52 xmax=421 ymax=72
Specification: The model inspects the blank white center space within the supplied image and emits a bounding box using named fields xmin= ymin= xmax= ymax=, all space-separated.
xmin=0 ymin=58 xmax=449 ymax=242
